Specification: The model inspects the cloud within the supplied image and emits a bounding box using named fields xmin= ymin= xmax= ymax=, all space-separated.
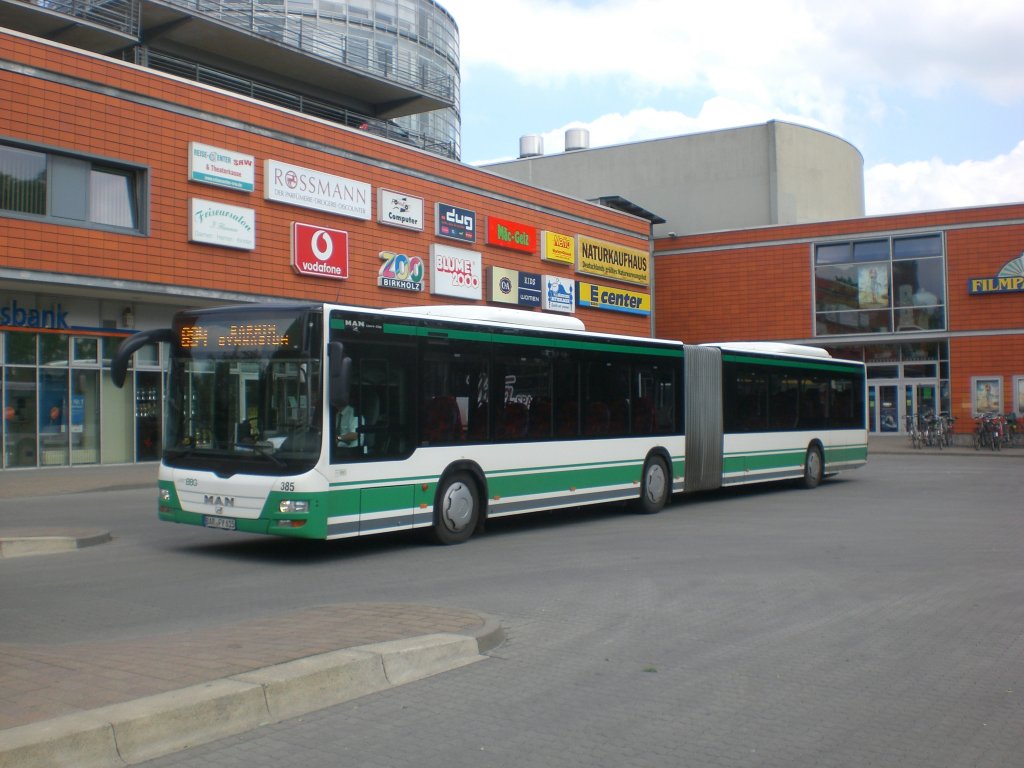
xmin=446 ymin=0 xmax=1024 ymax=134
xmin=865 ymin=140 xmax=1024 ymax=214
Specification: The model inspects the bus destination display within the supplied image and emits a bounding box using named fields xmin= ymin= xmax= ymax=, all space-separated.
xmin=179 ymin=322 xmax=291 ymax=349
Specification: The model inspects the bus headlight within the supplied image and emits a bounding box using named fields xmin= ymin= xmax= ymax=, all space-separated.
xmin=159 ymin=488 xmax=171 ymax=502
xmin=279 ymin=499 xmax=310 ymax=514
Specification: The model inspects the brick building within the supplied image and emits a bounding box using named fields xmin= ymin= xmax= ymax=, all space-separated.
xmin=0 ymin=28 xmax=652 ymax=469
xmin=655 ymin=204 xmax=1024 ymax=435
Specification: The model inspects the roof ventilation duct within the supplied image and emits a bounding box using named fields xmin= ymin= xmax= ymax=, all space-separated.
xmin=565 ymin=128 xmax=590 ymax=152
xmin=519 ymin=135 xmax=544 ymax=158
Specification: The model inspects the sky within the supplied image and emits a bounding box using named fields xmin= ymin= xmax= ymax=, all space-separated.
xmin=440 ymin=0 xmax=1024 ymax=216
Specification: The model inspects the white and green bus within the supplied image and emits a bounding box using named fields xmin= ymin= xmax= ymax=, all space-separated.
xmin=111 ymin=302 xmax=867 ymax=544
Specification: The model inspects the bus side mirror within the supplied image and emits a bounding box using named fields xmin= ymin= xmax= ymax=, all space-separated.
xmin=110 ymin=328 xmax=175 ymax=388
xmin=328 ymin=341 xmax=352 ymax=409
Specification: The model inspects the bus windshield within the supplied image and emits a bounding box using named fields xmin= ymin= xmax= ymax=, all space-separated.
xmin=163 ymin=307 xmax=323 ymax=476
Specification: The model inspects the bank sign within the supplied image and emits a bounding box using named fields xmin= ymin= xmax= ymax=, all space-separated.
xmin=968 ymin=253 xmax=1024 ymax=294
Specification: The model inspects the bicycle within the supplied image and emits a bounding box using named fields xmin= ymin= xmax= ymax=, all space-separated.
xmin=905 ymin=413 xmax=923 ymax=449
xmin=974 ymin=414 xmax=1002 ymax=451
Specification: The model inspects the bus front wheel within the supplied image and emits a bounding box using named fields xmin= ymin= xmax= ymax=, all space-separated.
xmin=431 ymin=472 xmax=480 ymax=545
xmin=634 ymin=455 xmax=670 ymax=514
xmin=801 ymin=445 xmax=824 ymax=489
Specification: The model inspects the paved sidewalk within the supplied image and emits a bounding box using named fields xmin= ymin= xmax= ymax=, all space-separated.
xmin=0 ymin=465 xmax=502 ymax=767
xmin=0 ymin=434 xmax=1016 ymax=766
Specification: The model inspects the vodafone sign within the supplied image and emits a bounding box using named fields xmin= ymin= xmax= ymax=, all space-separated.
xmin=292 ymin=223 xmax=349 ymax=280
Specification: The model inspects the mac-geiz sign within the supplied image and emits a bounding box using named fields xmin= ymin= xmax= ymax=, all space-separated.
xmin=968 ymin=253 xmax=1024 ymax=294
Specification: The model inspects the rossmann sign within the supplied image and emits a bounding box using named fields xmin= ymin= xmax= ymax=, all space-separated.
xmin=968 ymin=254 xmax=1024 ymax=294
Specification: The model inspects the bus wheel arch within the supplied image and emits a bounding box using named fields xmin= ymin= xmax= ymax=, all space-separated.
xmin=429 ymin=463 xmax=487 ymax=545
xmin=801 ymin=441 xmax=825 ymax=489
xmin=634 ymin=449 xmax=672 ymax=514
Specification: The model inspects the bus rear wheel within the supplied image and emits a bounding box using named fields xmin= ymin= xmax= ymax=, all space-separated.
xmin=430 ymin=472 xmax=479 ymax=545
xmin=801 ymin=445 xmax=824 ymax=489
xmin=634 ymin=455 xmax=670 ymax=514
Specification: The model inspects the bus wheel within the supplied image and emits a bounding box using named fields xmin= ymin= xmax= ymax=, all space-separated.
xmin=635 ymin=456 xmax=670 ymax=514
xmin=801 ymin=445 xmax=824 ymax=489
xmin=431 ymin=472 xmax=479 ymax=545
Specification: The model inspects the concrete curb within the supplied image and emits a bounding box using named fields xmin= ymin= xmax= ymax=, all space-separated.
xmin=0 ymin=529 xmax=111 ymax=558
xmin=0 ymin=619 xmax=503 ymax=768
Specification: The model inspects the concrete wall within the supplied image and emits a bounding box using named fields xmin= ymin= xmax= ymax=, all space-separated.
xmin=484 ymin=121 xmax=864 ymax=237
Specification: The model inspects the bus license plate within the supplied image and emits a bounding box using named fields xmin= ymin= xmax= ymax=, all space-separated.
xmin=203 ymin=515 xmax=236 ymax=531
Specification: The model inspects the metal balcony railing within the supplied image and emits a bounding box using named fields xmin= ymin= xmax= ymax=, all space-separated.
xmin=144 ymin=50 xmax=457 ymax=160
xmin=159 ymin=0 xmax=454 ymax=103
xmin=15 ymin=0 xmax=139 ymax=35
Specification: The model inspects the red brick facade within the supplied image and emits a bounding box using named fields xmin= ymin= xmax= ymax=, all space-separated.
xmin=655 ymin=204 xmax=1024 ymax=432
xmin=0 ymin=30 xmax=651 ymax=338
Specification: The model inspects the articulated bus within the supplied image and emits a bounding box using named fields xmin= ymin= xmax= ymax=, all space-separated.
xmin=111 ymin=302 xmax=867 ymax=544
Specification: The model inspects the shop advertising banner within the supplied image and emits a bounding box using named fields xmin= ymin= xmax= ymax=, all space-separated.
xmin=189 ymin=199 xmax=255 ymax=250
xmin=265 ymin=160 xmax=371 ymax=220
xmin=377 ymin=189 xmax=424 ymax=230
xmin=968 ymin=253 xmax=1024 ymax=294
xmin=487 ymin=266 xmax=541 ymax=307
xmin=542 ymin=275 xmax=576 ymax=314
xmin=430 ymin=244 xmax=482 ymax=300
xmin=378 ymin=250 xmax=426 ymax=292
xmin=435 ymin=203 xmax=477 ymax=243
xmin=541 ymin=231 xmax=575 ymax=265
xmin=577 ymin=235 xmax=650 ymax=286
xmin=577 ymin=281 xmax=651 ymax=316
xmin=486 ymin=216 xmax=537 ymax=253
xmin=292 ymin=222 xmax=349 ymax=279
xmin=189 ymin=143 xmax=255 ymax=192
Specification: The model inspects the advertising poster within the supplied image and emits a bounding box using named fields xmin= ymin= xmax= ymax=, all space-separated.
xmin=858 ymin=265 xmax=889 ymax=308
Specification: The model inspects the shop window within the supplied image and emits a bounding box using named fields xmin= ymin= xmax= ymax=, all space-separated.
xmin=814 ymin=233 xmax=946 ymax=337
xmin=40 ymin=334 xmax=69 ymax=366
xmin=39 ymin=368 xmax=69 ymax=466
xmin=893 ymin=234 xmax=942 ymax=259
xmin=4 ymin=367 xmax=37 ymax=468
xmin=73 ymin=337 xmax=99 ymax=364
xmin=0 ymin=141 xmax=145 ymax=233
xmin=5 ymin=332 xmax=36 ymax=365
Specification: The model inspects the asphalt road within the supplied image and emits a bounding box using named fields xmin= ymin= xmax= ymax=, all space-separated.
xmin=3 ymin=453 xmax=1023 ymax=767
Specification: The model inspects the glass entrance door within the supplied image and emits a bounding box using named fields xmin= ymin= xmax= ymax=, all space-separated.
xmin=869 ymin=383 xmax=900 ymax=433
xmin=869 ymin=380 xmax=940 ymax=433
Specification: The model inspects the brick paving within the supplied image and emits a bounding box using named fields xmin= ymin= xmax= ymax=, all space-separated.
xmin=0 ymin=603 xmax=485 ymax=731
